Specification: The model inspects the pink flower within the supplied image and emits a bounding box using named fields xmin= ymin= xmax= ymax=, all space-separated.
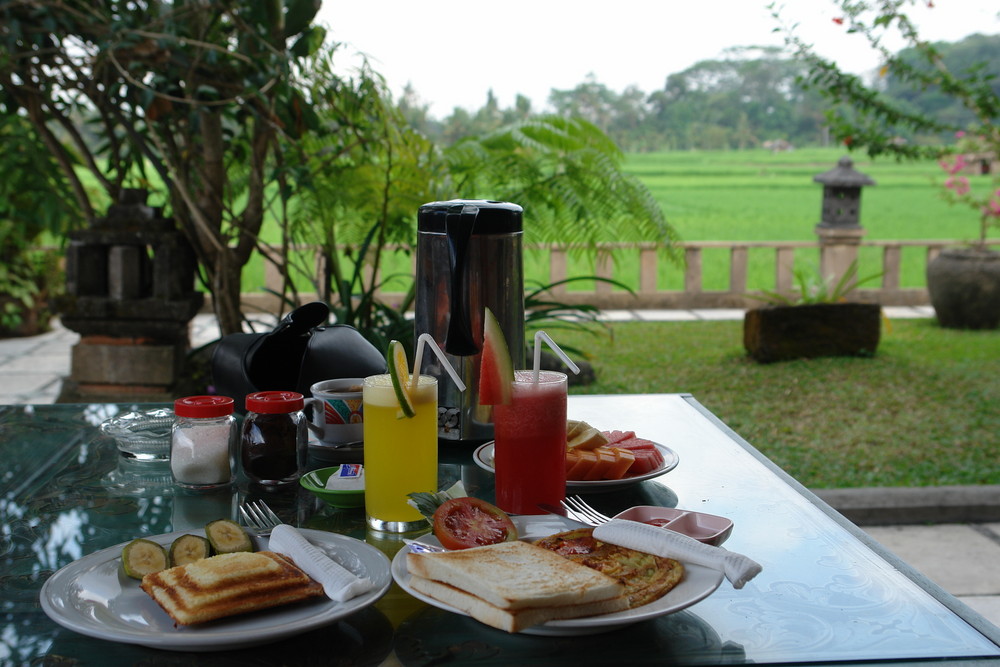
xmin=955 ymin=130 xmax=966 ymax=138
xmin=939 ymin=154 xmax=967 ymax=175
xmin=945 ymin=175 xmax=971 ymax=195
xmin=986 ymin=196 xmax=1000 ymax=218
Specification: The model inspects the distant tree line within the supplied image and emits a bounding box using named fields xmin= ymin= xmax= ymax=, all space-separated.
xmin=401 ymin=35 xmax=1000 ymax=152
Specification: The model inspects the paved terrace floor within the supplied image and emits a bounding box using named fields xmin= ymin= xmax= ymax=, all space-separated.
xmin=1 ymin=305 xmax=999 ymax=631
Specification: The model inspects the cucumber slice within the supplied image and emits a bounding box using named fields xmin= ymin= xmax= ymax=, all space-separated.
xmin=387 ymin=340 xmax=416 ymax=419
xmin=121 ymin=538 xmax=168 ymax=579
xmin=169 ymin=534 xmax=211 ymax=566
xmin=205 ymin=519 xmax=254 ymax=554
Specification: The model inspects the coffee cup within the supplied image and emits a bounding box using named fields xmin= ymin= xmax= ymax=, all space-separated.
xmin=304 ymin=378 xmax=365 ymax=446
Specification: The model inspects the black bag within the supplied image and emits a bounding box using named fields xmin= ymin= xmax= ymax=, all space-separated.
xmin=211 ymin=302 xmax=387 ymax=412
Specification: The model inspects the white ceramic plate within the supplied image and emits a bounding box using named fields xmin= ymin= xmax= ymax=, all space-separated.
xmin=391 ymin=515 xmax=724 ymax=636
xmin=473 ymin=441 xmax=679 ymax=490
xmin=40 ymin=528 xmax=392 ymax=651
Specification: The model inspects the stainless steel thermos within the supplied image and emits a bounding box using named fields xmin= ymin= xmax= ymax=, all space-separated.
xmin=414 ymin=200 xmax=525 ymax=443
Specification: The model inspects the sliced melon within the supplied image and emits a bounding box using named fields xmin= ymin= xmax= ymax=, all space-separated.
xmin=478 ymin=308 xmax=514 ymax=405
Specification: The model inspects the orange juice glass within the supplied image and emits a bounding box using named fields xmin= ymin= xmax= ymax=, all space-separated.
xmin=363 ymin=374 xmax=438 ymax=532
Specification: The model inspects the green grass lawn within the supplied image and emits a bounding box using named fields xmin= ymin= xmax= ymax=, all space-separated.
xmin=560 ymin=317 xmax=1000 ymax=489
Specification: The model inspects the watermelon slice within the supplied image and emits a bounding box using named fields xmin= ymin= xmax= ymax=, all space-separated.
xmin=478 ymin=307 xmax=514 ymax=405
xmin=628 ymin=449 xmax=664 ymax=475
xmin=603 ymin=430 xmax=636 ymax=444
xmin=612 ymin=436 xmax=659 ymax=452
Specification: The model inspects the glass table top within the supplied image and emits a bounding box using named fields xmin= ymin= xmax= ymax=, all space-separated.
xmin=2 ymin=396 xmax=998 ymax=665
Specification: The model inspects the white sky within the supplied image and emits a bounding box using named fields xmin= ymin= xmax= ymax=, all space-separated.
xmin=317 ymin=1 xmax=999 ymax=117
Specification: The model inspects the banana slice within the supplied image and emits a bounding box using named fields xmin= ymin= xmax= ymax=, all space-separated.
xmin=121 ymin=538 xmax=168 ymax=579
xmin=169 ymin=534 xmax=211 ymax=566
xmin=205 ymin=519 xmax=254 ymax=554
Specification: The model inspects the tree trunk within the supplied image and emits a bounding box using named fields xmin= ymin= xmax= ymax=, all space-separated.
xmin=213 ymin=252 xmax=245 ymax=336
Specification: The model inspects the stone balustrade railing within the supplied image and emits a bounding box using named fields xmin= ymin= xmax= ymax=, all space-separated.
xmin=237 ymin=238 xmax=1000 ymax=313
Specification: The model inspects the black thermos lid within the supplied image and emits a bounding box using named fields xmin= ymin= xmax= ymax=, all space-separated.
xmin=417 ymin=199 xmax=523 ymax=234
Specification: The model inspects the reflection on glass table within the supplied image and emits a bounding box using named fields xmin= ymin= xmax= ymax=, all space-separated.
xmin=1 ymin=397 xmax=999 ymax=666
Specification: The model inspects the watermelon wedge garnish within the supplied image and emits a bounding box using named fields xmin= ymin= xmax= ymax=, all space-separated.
xmin=478 ymin=307 xmax=514 ymax=405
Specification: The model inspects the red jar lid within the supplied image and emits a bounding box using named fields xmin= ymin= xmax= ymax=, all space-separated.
xmin=245 ymin=391 xmax=304 ymax=414
xmin=174 ymin=395 xmax=234 ymax=418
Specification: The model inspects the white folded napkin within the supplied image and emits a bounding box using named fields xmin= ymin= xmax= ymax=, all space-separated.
xmin=268 ymin=524 xmax=374 ymax=601
xmin=593 ymin=518 xmax=762 ymax=589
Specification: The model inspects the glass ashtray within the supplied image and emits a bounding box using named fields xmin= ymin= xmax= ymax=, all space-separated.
xmin=100 ymin=408 xmax=174 ymax=461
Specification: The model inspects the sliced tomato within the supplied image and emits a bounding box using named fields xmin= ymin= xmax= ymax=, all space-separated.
xmin=432 ymin=497 xmax=518 ymax=550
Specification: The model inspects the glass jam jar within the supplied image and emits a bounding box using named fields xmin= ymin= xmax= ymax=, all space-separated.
xmin=171 ymin=395 xmax=237 ymax=490
xmin=240 ymin=391 xmax=308 ymax=487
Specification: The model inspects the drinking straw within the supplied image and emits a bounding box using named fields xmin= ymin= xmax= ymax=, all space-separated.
xmin=532 ymin=331 xmax=580 ymax=383
xmin=411 ymin=333 xmax=466 ymax=392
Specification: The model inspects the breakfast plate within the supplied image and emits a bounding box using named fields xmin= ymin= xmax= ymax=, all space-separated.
xmin=40 ymin=528 xmax=392 ymax=651
xmin=391 ymin=515 xmax=724 ymax=636
xmin=473 ymin=441 xmax=679 ymax=490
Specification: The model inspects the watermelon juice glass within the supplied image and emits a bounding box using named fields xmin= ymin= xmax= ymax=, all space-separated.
xmin=492 ymin=370 xmax=567 ymax=515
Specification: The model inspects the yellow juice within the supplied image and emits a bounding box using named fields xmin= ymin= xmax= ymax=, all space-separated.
xmin=363 ymin=374 xmax=438 ymax=531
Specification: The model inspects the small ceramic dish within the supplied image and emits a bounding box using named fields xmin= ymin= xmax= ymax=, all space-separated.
xmin=300 ymin=466 xmax=365 ymax=509
xmin=612 ymin=506 xmax=734 ymax=546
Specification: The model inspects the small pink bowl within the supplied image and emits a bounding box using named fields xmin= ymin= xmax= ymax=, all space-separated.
xmin=612 ymin=506 xmax=734 ymax=546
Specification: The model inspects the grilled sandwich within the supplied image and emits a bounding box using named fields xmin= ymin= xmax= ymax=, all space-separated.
xmin=141 ymin=550 xmax=324 ymax=625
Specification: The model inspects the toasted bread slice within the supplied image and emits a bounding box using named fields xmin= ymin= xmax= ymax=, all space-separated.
xmin=409 ymin=574 xmax=629 ymax=633
xmin=406 ymin=540 xmax=623 ymax=611
xmin=141 ymin=550 xmax=324 ymax=625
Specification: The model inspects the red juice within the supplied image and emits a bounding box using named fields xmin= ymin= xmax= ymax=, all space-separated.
xmin=493 ymin=370 xmax=567 ymax=514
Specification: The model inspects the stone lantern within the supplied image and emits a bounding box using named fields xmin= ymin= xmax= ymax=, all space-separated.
xmin=56 ymin=189 xmax=204 ymax=402
xmin=813 ymin=156 xmax=876 ymax=285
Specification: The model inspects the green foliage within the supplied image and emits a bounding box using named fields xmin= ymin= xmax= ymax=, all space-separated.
xmin=0 ymin=0 xmax=327 ymax=335
xmin=444 ymin=115 xmax=682 ymax=265
xmin=0 ymin=115 xmax=76 ymax=333
xmin=772 ymin=0 xmax=1000 ymax=246
xmin=751 ymin=260 xmax=883 ymax=306
xmin=273 ymin=53 xmax=679 ymax=349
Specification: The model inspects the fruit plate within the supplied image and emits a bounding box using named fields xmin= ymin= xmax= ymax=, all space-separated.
xmin=39 ymin=528 xmax=391 ymax=651
xmin=472 ymin=441 xmax=679 ymax=491
xmin=392 ymin=514 xmax=723 ymax=636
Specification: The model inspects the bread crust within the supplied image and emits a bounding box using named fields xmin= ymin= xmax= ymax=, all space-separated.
xmin=408 ymin=574 xmax=629 ymax=633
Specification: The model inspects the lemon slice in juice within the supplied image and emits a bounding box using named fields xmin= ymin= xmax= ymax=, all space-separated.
xmin=388 ymin=340 xmax=416 ymax=418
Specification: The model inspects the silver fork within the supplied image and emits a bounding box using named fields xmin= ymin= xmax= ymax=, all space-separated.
xmin=239 ymin=499 xmax=283 ymax=536
xmin=561 ymin=496 xmax=614 ymax=526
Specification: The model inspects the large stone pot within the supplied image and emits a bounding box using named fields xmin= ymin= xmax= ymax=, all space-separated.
xmin=744 ymin=303 xmax=882 ymax=363
xmin=926 ymin=247 xmax=1000 ymax=330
